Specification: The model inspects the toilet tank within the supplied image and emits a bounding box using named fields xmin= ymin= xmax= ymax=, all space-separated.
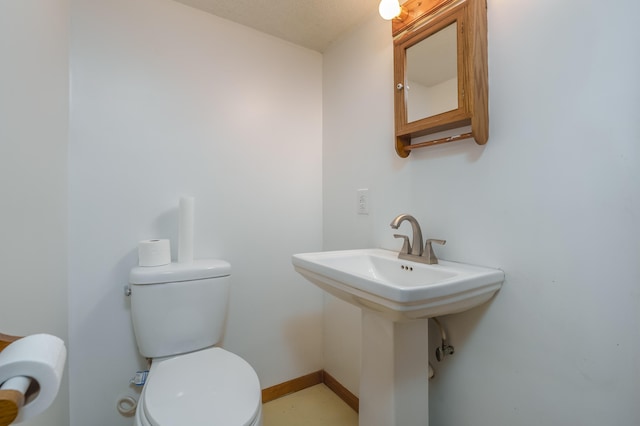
xmin=129 ymin=259 xmax=231 ymax=358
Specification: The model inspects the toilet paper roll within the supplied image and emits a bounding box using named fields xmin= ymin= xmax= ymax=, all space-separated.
xmin=178 ymin=196 xmax=194 ymax=264
xmin=138 ymin=239 xmax=171 ymax=267
xmin=0 ymin=334 xmax=66 ymax=423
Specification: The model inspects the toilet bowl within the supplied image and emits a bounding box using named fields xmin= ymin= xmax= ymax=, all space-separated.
xmin=129 ymin=259 xmax=262 ymax=426
xmin=134 ymin=348 xmax=262 ymax=426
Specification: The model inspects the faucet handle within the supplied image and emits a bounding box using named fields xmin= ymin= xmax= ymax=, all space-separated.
xmin=393 ymin=234 xmax=411 ymax=255
xmin=424 ymin=239 xmax=446 ymax=264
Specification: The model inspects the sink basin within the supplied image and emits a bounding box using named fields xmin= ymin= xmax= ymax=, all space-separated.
xmin=292 ymin=248 xmax=504 ymax=321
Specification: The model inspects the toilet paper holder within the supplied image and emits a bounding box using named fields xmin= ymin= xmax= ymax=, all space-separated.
xmin=0 ymin=333 xmax=28 ymax=426
xmin=0 ymin=332 xmax=66 ymax=426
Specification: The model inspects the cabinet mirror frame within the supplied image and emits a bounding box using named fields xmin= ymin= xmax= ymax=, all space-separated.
xmin=393 ymin=0 xmax=488 ymax=157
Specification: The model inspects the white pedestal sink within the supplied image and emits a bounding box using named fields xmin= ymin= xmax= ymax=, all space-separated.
xmin=292 ymin=248 xmax=504 ymax=426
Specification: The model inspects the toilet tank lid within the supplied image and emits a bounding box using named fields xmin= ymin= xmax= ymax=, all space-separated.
xmin=129 ymin=259 xmax=231 ymax=285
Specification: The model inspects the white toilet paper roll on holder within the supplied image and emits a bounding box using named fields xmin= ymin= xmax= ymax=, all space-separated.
xmin=0 ymin=333 xmax=37 ymax=426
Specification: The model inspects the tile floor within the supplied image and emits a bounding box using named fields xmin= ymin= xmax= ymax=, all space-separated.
xmin=262 ymin=384 xmax=358 ymax=426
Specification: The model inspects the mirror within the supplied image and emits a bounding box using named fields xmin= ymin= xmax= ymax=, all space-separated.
xmin=392 ymin=0 xmax=488 ymax=157
xmin=406 ymin=22 xmax=458 ymax=122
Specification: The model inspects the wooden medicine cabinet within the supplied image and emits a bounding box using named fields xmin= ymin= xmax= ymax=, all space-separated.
xmin=392 ymin=0 xmax=488 ymax=157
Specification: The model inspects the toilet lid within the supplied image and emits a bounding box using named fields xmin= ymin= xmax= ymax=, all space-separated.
xmin=143 ymin=347 xmax=261 ymax=426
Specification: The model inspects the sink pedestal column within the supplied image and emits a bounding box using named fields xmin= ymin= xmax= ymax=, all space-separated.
xmin=359 ymin=310 xmax=429 ymax=426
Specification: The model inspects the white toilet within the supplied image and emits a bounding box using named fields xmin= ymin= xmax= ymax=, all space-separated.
xmin=129 ymin=259 xmax=263 ymax=426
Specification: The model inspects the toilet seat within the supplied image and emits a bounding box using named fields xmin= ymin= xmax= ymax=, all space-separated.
xmin=138 ymin=347 xmax=262 ymax=426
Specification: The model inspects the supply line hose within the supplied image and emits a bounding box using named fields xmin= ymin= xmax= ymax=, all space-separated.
xmin=116 ymin=395 xmax=137 ymax=417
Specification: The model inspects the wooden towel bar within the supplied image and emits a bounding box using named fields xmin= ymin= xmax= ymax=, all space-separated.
xmin=0 ymin=334 xmax=24 ymax=426
xmin=402 ymin=132 xmax=474 ymax=152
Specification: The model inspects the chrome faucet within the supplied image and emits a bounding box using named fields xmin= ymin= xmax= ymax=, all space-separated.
xmin=390 ymin=214 xmax=446 ymax=264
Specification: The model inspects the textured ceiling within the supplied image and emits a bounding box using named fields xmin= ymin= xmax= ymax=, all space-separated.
xmin=173 ymin=0 xmax=382 ymax=52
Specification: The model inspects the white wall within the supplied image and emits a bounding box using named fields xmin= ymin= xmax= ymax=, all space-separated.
xmin=323 ymin=0 xmax=640 ymax=424
xmin=0 ymin=1 xmax=70 ymax=425
xmin=69 ymin=0 xmax=323 ymax=425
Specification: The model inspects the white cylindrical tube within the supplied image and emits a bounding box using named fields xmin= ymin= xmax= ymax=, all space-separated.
xmin=0 ymin=375 xmax=31 ymax=394
xmin=178 ymin=196 xmax=194 ymax=263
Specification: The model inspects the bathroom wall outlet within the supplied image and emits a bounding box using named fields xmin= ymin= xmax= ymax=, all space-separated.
xmin=357 ymin=189 xmax=369 ymax=215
